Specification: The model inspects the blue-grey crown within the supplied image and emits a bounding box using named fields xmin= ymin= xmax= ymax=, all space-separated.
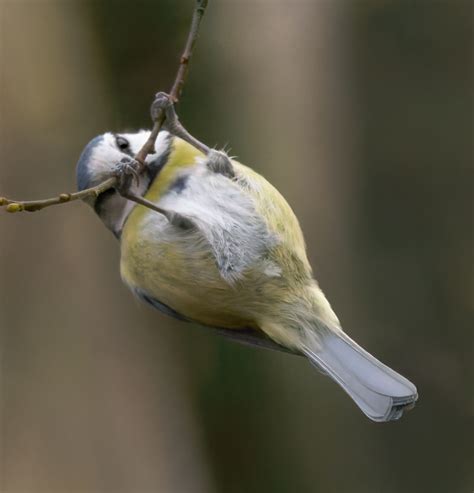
xmin=76 ymin=135 xmax=104 ymax=191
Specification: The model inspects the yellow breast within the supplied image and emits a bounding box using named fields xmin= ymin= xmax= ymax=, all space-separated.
xmin=120 ymin=138 xmax=254 ymax=327
xmin=120 ymin=138 xmax=313 ymax=330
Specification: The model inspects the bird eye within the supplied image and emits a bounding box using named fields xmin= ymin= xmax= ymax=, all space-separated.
xmin=115 ymin=136 xmax=130 ymax=151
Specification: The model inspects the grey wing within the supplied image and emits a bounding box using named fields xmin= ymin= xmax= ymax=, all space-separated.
xmin=159 ymin=170 xmax=278 ymax=282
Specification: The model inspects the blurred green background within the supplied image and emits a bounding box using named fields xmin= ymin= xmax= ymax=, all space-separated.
xmin=0 ymin=1 xmax=472 ymax=492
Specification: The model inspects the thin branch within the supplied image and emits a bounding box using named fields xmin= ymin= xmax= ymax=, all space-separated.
xmin=0 ymin=178 xmax=117 ymax=212
xmin=1 ymin=0 xmax=208 ymax=214
xmin=135 ymin=0 xmax=208 ymax=165
xmin=120 ymin=191 xmax=169 ymax=217
xmin=169 ymin=0 xmax=208 ymax=103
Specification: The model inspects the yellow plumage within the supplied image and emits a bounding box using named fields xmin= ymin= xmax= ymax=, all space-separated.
xmin=120 ymin=137 xmax=337 ymax=348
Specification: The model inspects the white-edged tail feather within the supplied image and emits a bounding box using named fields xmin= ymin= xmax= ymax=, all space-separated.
xmin=302 ymin=329 xmax=418 ymax=422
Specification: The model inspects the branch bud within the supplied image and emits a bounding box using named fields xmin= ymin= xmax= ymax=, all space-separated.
xmin=59 ymin=193 xmax=71 ymax=202
xmin=6 ymin=203 xmax=23 ymax=213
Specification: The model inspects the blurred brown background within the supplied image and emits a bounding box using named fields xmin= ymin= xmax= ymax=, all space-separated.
xmin=0 ymin=1 xmax=472 ymax=492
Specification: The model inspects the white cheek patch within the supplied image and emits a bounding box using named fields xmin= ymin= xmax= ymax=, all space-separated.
xmin=120 ymin=130 xmax=171 ymax=160
xmin=89 ymin=131 xmax=171 ymax=186
xmin=87 ymin=134 xmax=120 ymax=183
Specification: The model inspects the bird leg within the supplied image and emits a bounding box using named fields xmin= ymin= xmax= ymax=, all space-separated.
xmin=112 ymin=158 xmax=194 ymax=229
xmin=116 ymin=92 xmax=238 ymax=224
xmin=151 ymin=92 xmax=210 ymax=154
xmin=120 ymin=189 xmax=195 ymax=230
xmin=151 ymin=92 xmax=234 ymax=178
xmin=113 ymin=156 xmax=144 ymax=191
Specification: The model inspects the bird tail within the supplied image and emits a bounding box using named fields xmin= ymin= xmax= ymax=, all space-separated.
xmin=301 ymin=326 xmax=418 ymax=422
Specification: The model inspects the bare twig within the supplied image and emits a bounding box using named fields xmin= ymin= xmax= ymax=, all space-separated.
xmin=169 ymin=0 xmax=208 ymax=103
xmin=1 ymin=0 xmax=208 ymax=214
xmin=0 ymin=178 xmax=117 ymax=212
xmin=135 ymin=0 xmax=208 ymax=165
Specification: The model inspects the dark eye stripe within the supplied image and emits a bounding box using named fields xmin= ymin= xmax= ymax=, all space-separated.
xmin=115 ymin=135 xmax=133 ymax=156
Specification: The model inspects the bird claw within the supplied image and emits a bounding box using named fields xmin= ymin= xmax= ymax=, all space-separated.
xmin=150 ymin=91 xmax=210 ymax=155
xmin=151 ymin=92 xmax=176 ymax=123
xmin=113 ymin=156 xmax=143 ymax=194
xmin=206 ymin=150 xmax=235 ymax=178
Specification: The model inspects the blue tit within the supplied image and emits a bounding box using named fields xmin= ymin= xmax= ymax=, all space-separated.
xmin=76 ymin=117 xmax=418 ymax=422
